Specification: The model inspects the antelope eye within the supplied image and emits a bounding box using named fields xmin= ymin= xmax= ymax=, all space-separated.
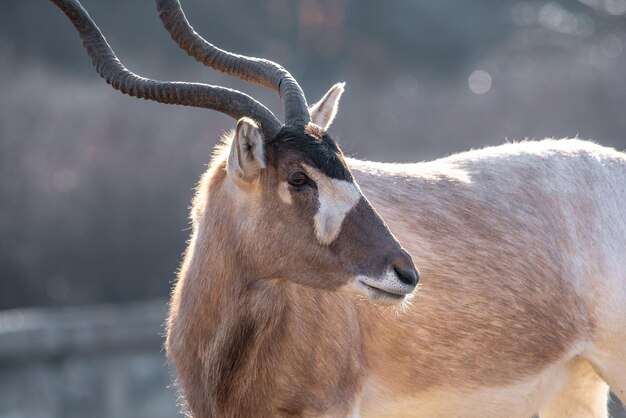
xmin=288 ymin=171 xmax=310 ymax=188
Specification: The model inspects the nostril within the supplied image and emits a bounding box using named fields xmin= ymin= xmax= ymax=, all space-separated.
xmin=393 ymin=266 xmax=419 ymax=287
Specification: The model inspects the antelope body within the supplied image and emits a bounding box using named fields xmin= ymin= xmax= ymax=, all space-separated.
xmin=171 ymin=129 xmax=626 ymax=418
xmin=51 ymin=1 xmax=626 ymax=417
xmin=349 ymin=140 xmax=626 ymax=417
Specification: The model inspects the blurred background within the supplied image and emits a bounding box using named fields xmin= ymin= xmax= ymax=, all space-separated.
xmin=1 ymin=0 xmax=625 ymax=417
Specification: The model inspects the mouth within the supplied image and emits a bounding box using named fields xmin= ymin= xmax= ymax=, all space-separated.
xmin=358 ymin=280 xmax=407 ymax=304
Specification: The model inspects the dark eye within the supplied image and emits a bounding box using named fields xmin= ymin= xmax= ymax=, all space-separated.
xmin=288 ymin=171 xmax=310 ymax=188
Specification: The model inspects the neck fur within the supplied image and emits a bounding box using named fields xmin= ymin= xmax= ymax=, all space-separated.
xmin=167 ymin=208 xmax=367 ymax=417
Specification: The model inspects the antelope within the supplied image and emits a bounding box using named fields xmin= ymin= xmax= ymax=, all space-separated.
xmin=51 ymin=0 xmax=626 ymax=417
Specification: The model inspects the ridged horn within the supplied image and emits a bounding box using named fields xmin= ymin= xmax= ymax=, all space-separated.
xmin=156 ymin=0 xmax=311 ymax=125
xmin=50 ymin=0 xmax=282 ymax=139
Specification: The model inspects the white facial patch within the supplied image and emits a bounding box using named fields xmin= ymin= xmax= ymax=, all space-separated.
xmin=302 ymin=164 xmax=362 ymax=245
xmin=277 ymin=181 xmax=293 ymax=204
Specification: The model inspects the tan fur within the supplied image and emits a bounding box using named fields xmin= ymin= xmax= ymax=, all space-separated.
xmin=167 ymin=156 xmax=367 ymax=417
xmin=166 ymin=84 xmax=626 ymax=418
xmin=168 ymin=136 xmax=626 ymax=417
xmin=348 ymin=139 xmax=626 ymax=417
xmin=539 ymin=358 xmax=608 ymax=418
xmin=304 ymin=123 xmax=325 ymax=140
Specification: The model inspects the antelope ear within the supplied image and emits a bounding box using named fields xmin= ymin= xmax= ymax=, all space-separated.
xmin=227 ymin=117 xmax=266 ymax=185
xmin=309 ymin=82 xmax=345 ymax=130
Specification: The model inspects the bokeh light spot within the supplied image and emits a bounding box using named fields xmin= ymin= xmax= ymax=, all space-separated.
xmin=468 ymin=70 xmax=492 ymax=94
xmin=604 ymin=0 xmax=626 ymax=15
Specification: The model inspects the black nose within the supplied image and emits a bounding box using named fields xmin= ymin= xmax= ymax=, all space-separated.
xmin=392 ymin=252 xmax=419 ymax=287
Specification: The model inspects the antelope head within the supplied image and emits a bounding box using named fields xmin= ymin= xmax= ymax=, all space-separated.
xmin=51 ymin=0 xmax=419 ymax=304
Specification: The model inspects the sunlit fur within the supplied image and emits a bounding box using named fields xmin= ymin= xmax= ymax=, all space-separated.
xmin=349 ymin=138 xmax=626 ymax=418
xmin=166 ymin=85 xmax=626 ymax=417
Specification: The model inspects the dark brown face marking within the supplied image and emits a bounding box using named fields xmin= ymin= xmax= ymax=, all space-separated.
xmin=266 ymin=124 xmax=353 ymax=182
xmin=263 ymin=123 xmax=418 ymax=297
xmin=331 ymin=198 xmax=405 ymax=278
